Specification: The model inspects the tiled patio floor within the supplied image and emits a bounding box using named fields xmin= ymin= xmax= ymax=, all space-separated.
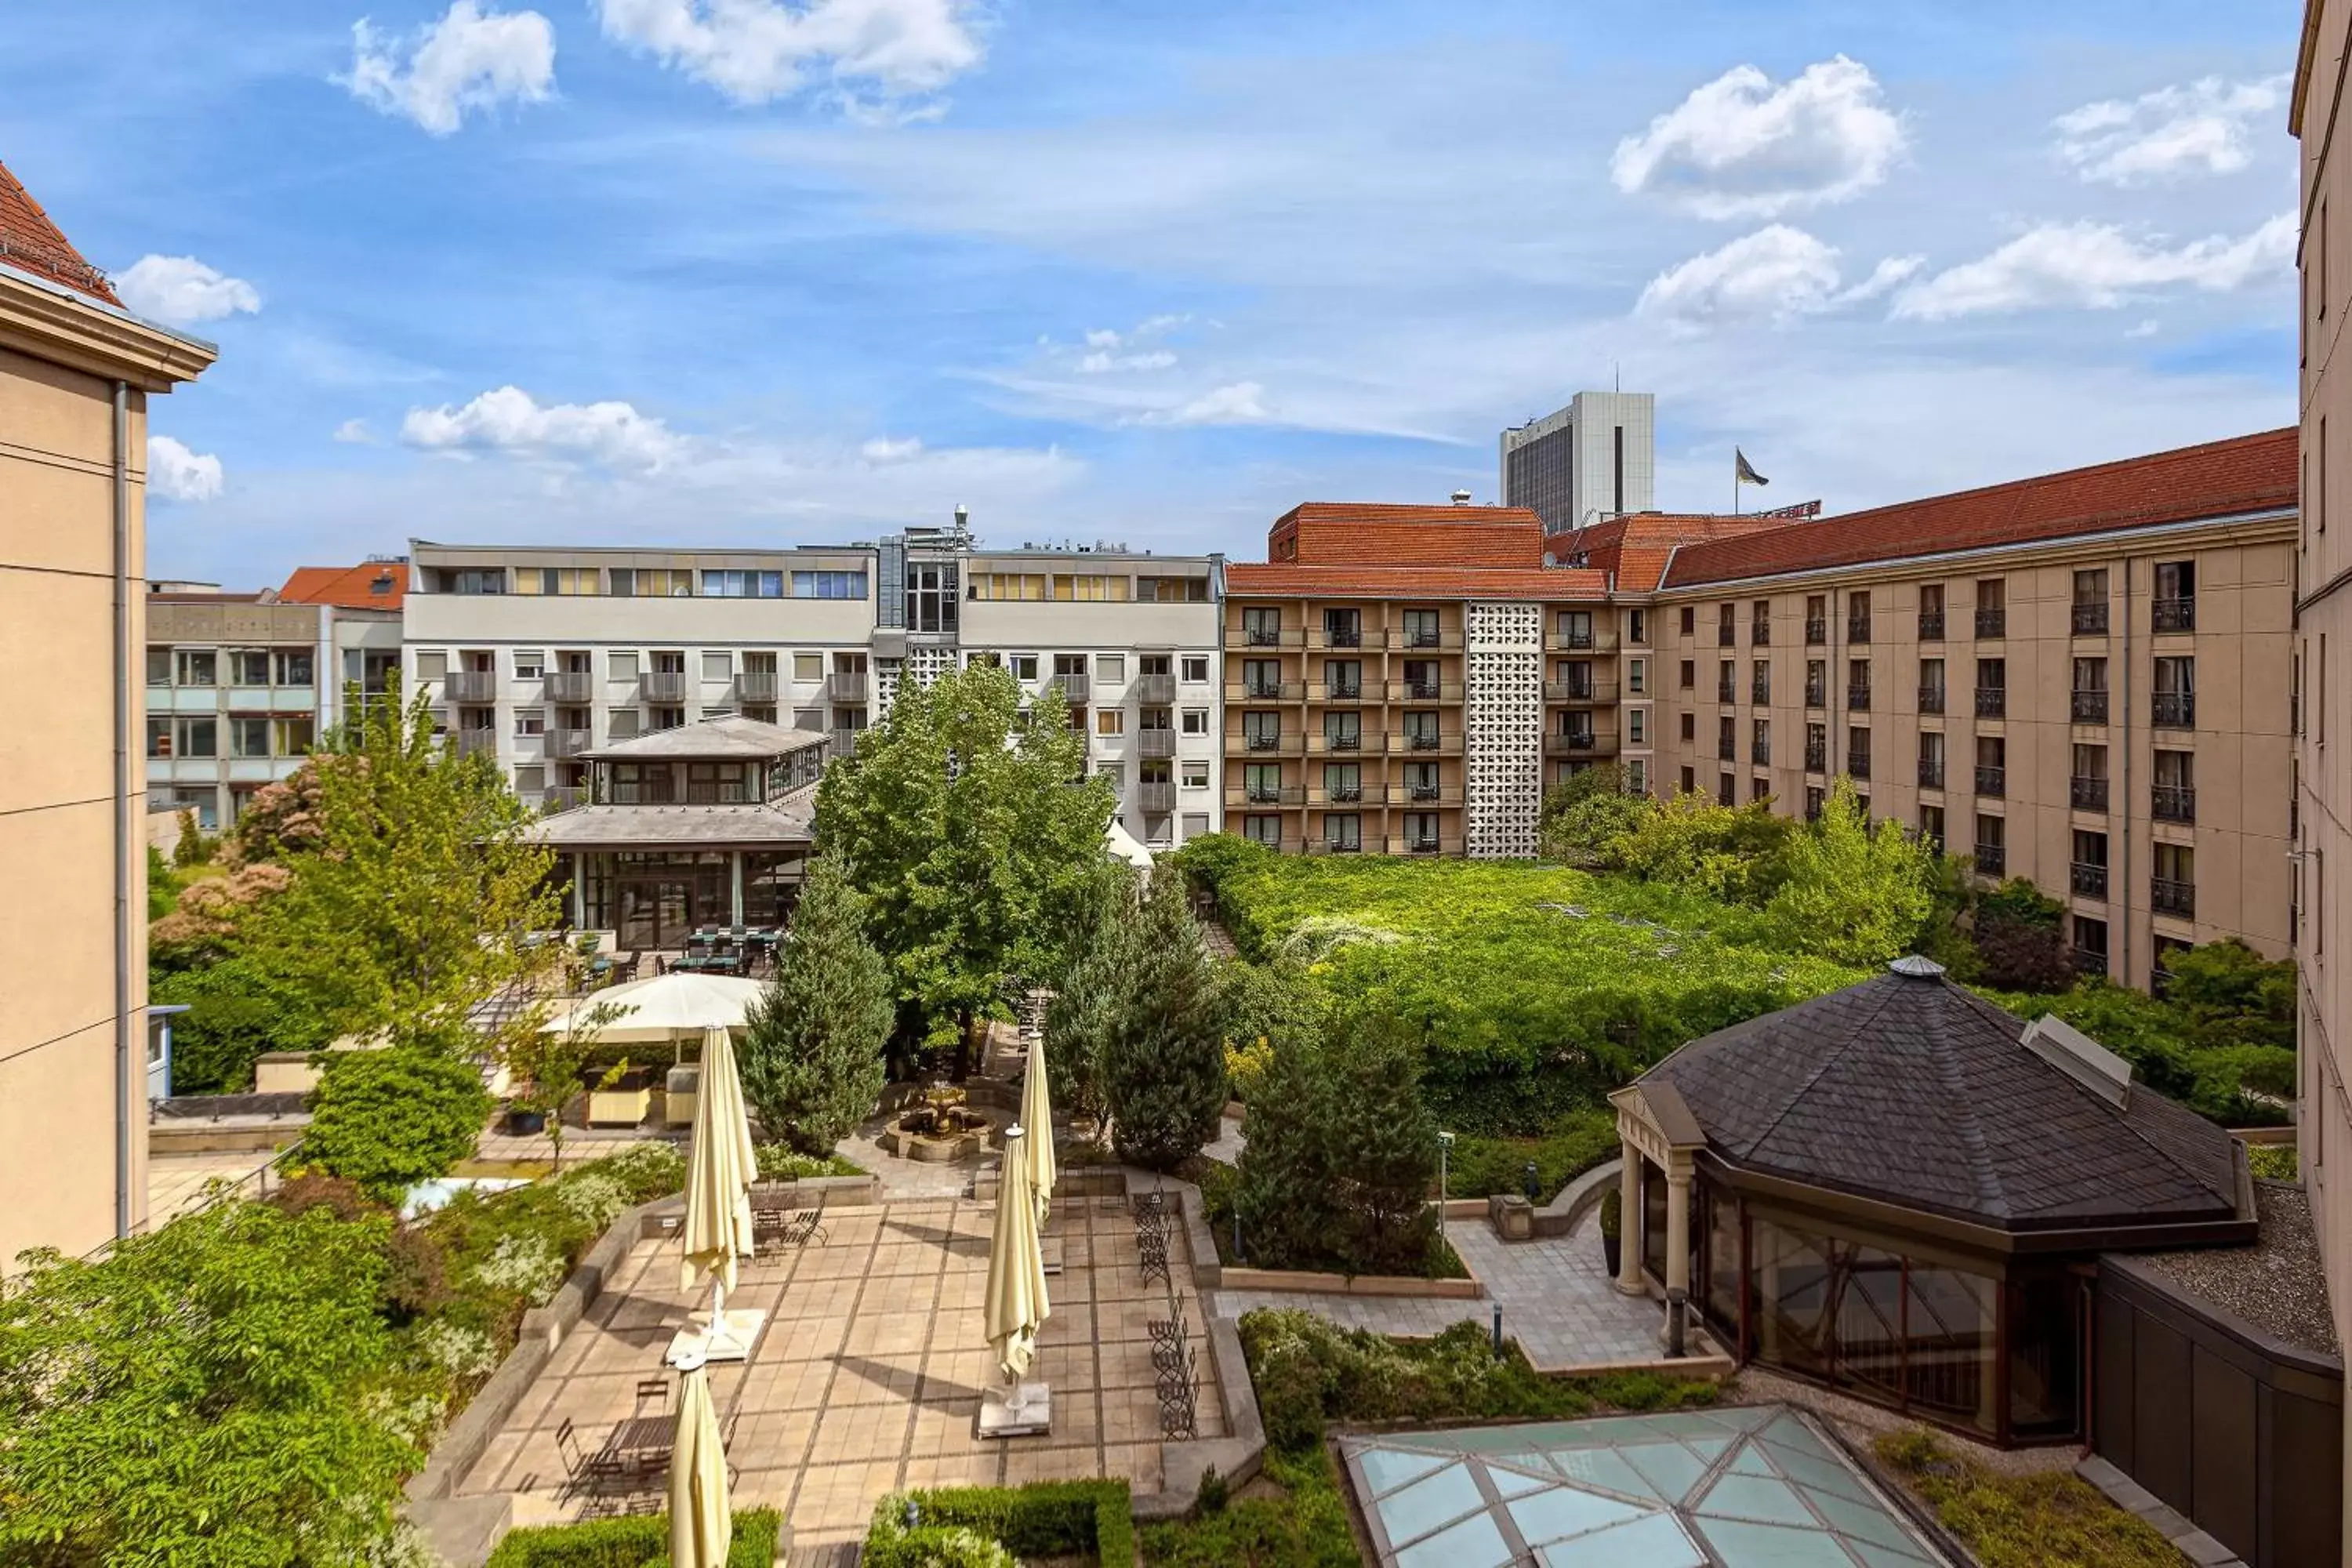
xmin=147 ymin=1149 xmax=280 ymax=1224
xmin=460 ymin=1196 xmax=1220 ymax=1548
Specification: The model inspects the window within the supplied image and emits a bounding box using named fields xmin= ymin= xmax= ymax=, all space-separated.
xmin=1680 ymin=606 xmax=1697 ymax=636
xmin=701 ymin=652 xmax=732 ymax=682
xmin=1976 ymin=657 xmax=2005 ymax=718
xmin=514 ymin=709 xmax=546 ymax=738
xmin=1718 ymin=659 xmax=1735 ymax=702
xmin=177 ymin=717 xmax=218 ymax=758
xmin=146 ymin=647 xmax=172 ymax=686
xmin=1752 ymin=599 xmax=1772 ymax=644
xmin=1920 ymin=804 xmax=1944 ymax=851
xmin=1718 ymin=714 xmax=1736 ymax=760
xmin=2071 ymin=569 xmax=2109 ymax=633
xmin=1091 ymin=653 xmax=1123 ymax=684
xmin=1681 ymin=767 xmax=1697 ymax=794
xmin=2074 ymin=916 xmax=2108 ymax=970
xmin=1976 ymin=735 xmax=2005 ymax=796
xmin=1752 ymin=718 xmax=1770 ymax=765
xmin=2154 ymin=842 xmax=2196 ymax=918
xmin=2154 ymin=749 xmax=2196 ymax=822
xmin=1323 ymin=658 xmax=1363 ymax=699
xmin=518 ymin=567 xmax=599 ymax=595
xmin=1751 ymin=659 xmax=1770 ymax=705
xmin=1847 ymin=590 xmax=1871 ymax=641
xmin=1096 ymin=708 xmax=1125 ymax=736
xmin=2154 ymin=561 xmax=2196 ymax=631
xmin=2072 ymin=743 xmax=2109 ymax=810
xmin=1847 ymin=726 xmax=1871 ymax=779
xmin=1918 ymin=583 xmax=1945 ymax=638
xmin=1718 ymin=603 xmax=1737 ymax=645
xmin=1679 ymin=659 xmax=1696 ymax=689
xmin=1681 ymin=712 xmax=1697 ymax=742
xmin=1628 ymin=709 xmax=1646 ymax=743
xmin=514 ymin=649 xmax=546 ymax=680
xmin=1806 ymin=786 xmax=1825 ymax=821
xmin=1242 ymin=711 xmax=1282 ymax=749
xmin=1324 ymin=710 xmax=1364 ymax=749
xmin=609 ymin=651 xmax=641 ymax=681
xmin=1324 ymin=813 xmax=1362 ymax=851
xmin=1626 ymin=759 xmax=1646 ymax=795
xmin=1975 ymin=812 xmax=2005 ymax=875
xmin=1628 ymin=610 xmax=1647 ymax=644
xmin=1628 ymin=658 xmax=1646 ymax=695
xmin=701 ymin=569 xmax=784 ymax=597
xmin=229 ymin=717 xmax=271 ymax=757
xmin=1181 ymin=708 xmax=1210 ymax=735
xmin=1973 ymin=579 xmax=2005 ymax=637
xmin=1181 ymin=655 xmax=1209 ymax=683
xmin=2072 ymin=830 xmax=2108 ymax=898
xmin=791 ymin=570 xmax=868 ymax=600
xmin=1136 ymin=575 xmax=1210 ymax=602
xmin=1050 ymin=573 xmax=1130 ymax=603
xmin=449 ymin=568 xmax=506 ymax=595
xmin=1806 ymin=721 xmax=1827 ymax=771
xmin=1805 ymin=595 xmax=1828 ymax=643
xmin=2154 ymin=656 xmax=2195 ymax=727
xmin=228 ymin=650 xmax=270 ymax=686
xmin=612 ymin=568 xmax=692 ymax=597
xmin=1918 ymin=729 xmax=1944 ymax=788
xmin=1557 ymin=609 xmax=1595 ymax=648
xmin=1242 ymin=607 xmax=1284 ymax=645
xmin=793 ymin=652 xmax=823 ymax=682
xmin=1181 ymin=760 xmax=1210 ymax=788
xmin=1806 ymin=659 xmax=1827 ymax=707
xmin=1718 ymin=773 xmax=1736 ymax=807
xmin=1848 ymin=659 xmax=1871 ymax=710
xmin=971 ymin=572 xmax=1046 ymax=601
xmin=175 ymin=649 xmax=217 ymax=687
xmin=1918 ymin=657 xmax=1945 ymax=713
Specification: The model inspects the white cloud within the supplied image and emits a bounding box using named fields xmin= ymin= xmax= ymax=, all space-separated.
xmin=341 ymin=1 xmax=556 ymax=136
xmin=2126 ymin=318 xmax=2161 ymax=339
xmin=1611 ymin=55 xmax=1906 ymax=219
xmin=401 ymin=386 xmax=683 ymax=468
xmin=860 ymin=435 xmax=923 ymax=462
xmin=1138 ymin=381 xmax=1270 ymax=426
xmin=1078 ymin=349 xmax=1177 ymax=373
xmin=594 ymin=0 xmax=982 ymax=115
xmin=2055 ymin=74 xmax=2290 ymax=185
xmin=333 ymin=418 xmax=377 ymax=444
xmin=147 ymin=436 xmax=223 ymax=503
xmin=1636 ymin=225 xmax=1918 ymax=325
xmin=114 ymin=256 xmax=260 ymax=326
xmin=1893 ymin=213 xmax=2296 ymax=320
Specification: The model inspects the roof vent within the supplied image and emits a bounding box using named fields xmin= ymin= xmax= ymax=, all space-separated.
xmin=1886 ymin=954 xmax=1944 ymax=979
xmin=1450 ymin=489 xmax=1472 ymax=506
xmin=2021 ymin=1014 xmax=2134 ymax=1106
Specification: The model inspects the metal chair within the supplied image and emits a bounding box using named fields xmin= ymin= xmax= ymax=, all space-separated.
xmin=633 ymin=1377 xmax=668 ymax=1421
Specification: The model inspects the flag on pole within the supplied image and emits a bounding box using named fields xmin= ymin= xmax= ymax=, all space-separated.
xmin=1735 ymin=448 xmax=1769 ymax=487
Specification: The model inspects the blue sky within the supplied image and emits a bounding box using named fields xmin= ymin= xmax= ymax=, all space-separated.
xmin=2 ymin=0 xmax=2303 ymax=585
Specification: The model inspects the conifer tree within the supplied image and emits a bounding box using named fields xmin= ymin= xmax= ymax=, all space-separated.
xmin=739 ymin=852 xmax=895 ymax=1155
xmin=1099 ymin=875 xmax=1228 ymax=1171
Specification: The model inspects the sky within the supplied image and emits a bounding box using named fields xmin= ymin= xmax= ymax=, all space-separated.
xmin=2 ymin=0 xmax=2306 ymax=586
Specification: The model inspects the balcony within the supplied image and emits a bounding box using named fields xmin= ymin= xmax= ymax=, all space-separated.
xmin=1306 ymin=837 xmax=1365 ymax=856
xmin=1311 ymin=730 xmax=1373 ymax=754
xmin=2152 ymin=692 xmax=2196 ymax=728
xmin=1394 ymin=681 xmax=1467 ymax=702
xmin=1385 ymin=834 xmax=1457 ymax=855
xmin=1805 ymin=618 xmax=1828 ymax=644
xmin=1848 ymin=754 xmax=1872 ymax=781
xmin=638 ymin=671 xmax=689 ymax=702
xmin=1136 ymin=730 xmax=1178 ymax=759
xmin=453 ymin=729 xmax=498 ymax=758
xmin=1717 ymin=680 xmax=1737 ymax=704
xmin=1403 ymin=782 xmax=1454 ymax=804
xmin=2071 ymin=947 xmax=2109 ymax=976
xmin=1385 ymin=627 xmax=1463 ymax=651
xmin=543 ymin=670 xmax=594 ymax=702
xmin=1974 ymin=608 xmax=2005 ymax=638
xmin=544 ymin=727 xmax=593 ymax=759
xmin=1918 ymin=760 xmax=1944 ymax=789
xmin=1974 ymin=687 xmax=2006 ymax=719
xmin=1975 ymin=844 xmax=2005 ymax=877
xmin=1975 ymin=765 xmax=2005 ymax=797
xmin=829 ymin=728 xmax=859 ymax=760
xmin=1316 ymin=682 xmax=1367 ymax=703
xmin=1806 ymin=745 xmax=1827 ymax=772
xmin=2072 ymin=603 xmax=2109 ymax=636
xmin=2152 ymin=877 xmax=2196 ymax=919
xmin=1717 ymin=740 xmax=1737 ymax=761
xmin=1847 ymin=685 xmax=1871 ymax=711
xmin=1230 ymin=681 xmax=1304 ymax=702
xmin=1231 ymin=783 xmax=1305 ymax=808
xmin=1136 ymin=782 xmax=1178 ymax=814
xmin=1846 ymin=615 xmax=1872 ymax=642
xmin=2152 ymin=597 xmax=2196 ymax=633
xmin=2153 ymin=785 xmax=2197 ymax=823
xmin=445 ymin=670 xmax=498 ymax=702
xmin=1242 ymin=731 xmax=1303 ymax=755
xmin=1310 ymin=626 xmax=1363 ymax=650
xmin=542 ymin=785 xmax=586 ymax=812
xmin=822 ymin=670 xmax=868 ymax=703
xmin=1918 ymin=687 xmax=1946 ymax=715
xmin=1918 ymin=612 xmax=1945 ymax=641
xmin=2071 ymin=862 xmax=2108 ymax=898
xmin=1312 ymin=780 xmax=1378 ymax=805
xmin=1241 ymin=625 xmax=1302 ymax=648
xmin=1805 ymin=684 xmax=1827 ymax=709
xmin=1133 ymin=673 xmax=1178 ymax=704
xmin=2071 ymin=690 xmax=2108 ymax=724
xmin=734 ymin=670 xmax=779 ymax=702
xmin=1045 ymin=671 xmax=1090 ymax=704
xmin=1391 ymin=731 xmax=1465 ymax=756
xmin=2071 ymin=776 xmax=2109 ymax=811
xmin=1542 ymin=732 xmax=1615 ymax=757
xmin=1718 ymin=626 xmax=1737 ymax=648
xmin=1540 ymin=680 xmax=1605 ymax=703
xmin=1554 ymin=626 xmax=1611 ymax=652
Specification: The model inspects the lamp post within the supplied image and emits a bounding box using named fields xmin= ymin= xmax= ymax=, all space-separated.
xmin=1436 ymin=1130 xmax=1455 ymax=1243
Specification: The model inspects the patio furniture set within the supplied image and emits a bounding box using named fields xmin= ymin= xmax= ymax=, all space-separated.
xmin=659 ymin=927 xmax=783 ymax=978
xmin=554 ymin=1378 xmax=738 ymax=1514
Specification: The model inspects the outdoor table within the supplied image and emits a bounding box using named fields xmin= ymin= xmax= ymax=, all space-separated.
xmin=604 ymin=1414 xmax=674 ymax=1475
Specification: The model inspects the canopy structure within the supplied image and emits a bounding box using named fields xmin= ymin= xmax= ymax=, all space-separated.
xmin=1105 ymin=818 xmax=1154 ymax=870
xmin=671 ymin=1023 xmax=763 ymax=1364
xmin=541 ymin=972 xmax=766 ymax=1044
xmin=668 ymin=1357 xmax=734 ymax=1568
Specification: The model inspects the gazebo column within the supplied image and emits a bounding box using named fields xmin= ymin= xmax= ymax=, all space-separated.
xmin=730 ymin=852 xmax=744 ymax=926
xmin=1615 ymin=1142 xmax=1646 ymax=1295
xmin=570 ymin=852 xmax=586 ymax=929
xmin=1664 ymin=1163 xmax=1693 ymax=1299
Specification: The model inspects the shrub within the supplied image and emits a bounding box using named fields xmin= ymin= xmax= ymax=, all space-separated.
xmin=754 ymin=1145 xmax=865 ymax=1182
xmin=1538 ymin=764 xmax=1650 ymax=868
xmin=382 ymin=1225 xmax=451 ymax=1320
xmin=595 ymin=1141 xmax=688 ymax=1203
xmin=1973 ymin=878 xmax=2071 ymax=993
xmin=1615 ymin=791 xmax=1796 ymax=907
xmin=1140 ymin=1443 xmax=1360 ymax=1568
xmin=484 ymin=1508 xmax=783 ymax=1567
xmin=865 ymin=1482 xmax=1131 ymax=1568
xmin=2247 ymin=1142 xmax=2297 ymax=1180
xmin=1875 ymin=1428 xmax=2180 ymax=1568
xmin=1444 ymin=1107 xmax=1618 ymax=1200
xmin=151 ymin=953 xmax=337 ymax=1094
xmin=303 ymin=1047 xmax=494 ymax=1200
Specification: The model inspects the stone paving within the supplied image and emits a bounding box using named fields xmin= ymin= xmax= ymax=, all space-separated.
xmin=1210 ymin=1207 xmax=1664 ymax=1370
xmin=146 ymin=1149 xmax=281 ymax=1225
xmin=462 ymin=1195 xmax=1221 ymax=1549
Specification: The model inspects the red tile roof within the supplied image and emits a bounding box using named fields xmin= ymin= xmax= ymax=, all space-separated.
xmin=0 ymin=161 xmax=118 ymax=306
xmin=1269 ymin=502 xmax=1546 ymax=568
xmin=1547 ymin=513 xmax=1795 ymax=591
xmin=1661 ymin=429 xmax=2298 ymax=589
xmin=278 ymin=563 xmax=408 ymax=611
xmin=1224 ymin=564 xmax=1610 ymax=601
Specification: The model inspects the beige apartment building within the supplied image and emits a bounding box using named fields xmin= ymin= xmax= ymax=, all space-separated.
xmin=2294 ymin=0 xmax=2352 ymax=1548
xmin=1635 ymin=430 xmax=2297 ymax=991
xmin=0 ymin=162 xmax=214 ymax=1267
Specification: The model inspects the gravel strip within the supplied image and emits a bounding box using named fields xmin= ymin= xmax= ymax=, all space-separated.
xmin=2137 ymin=1182 xmax=2340 ymax=1359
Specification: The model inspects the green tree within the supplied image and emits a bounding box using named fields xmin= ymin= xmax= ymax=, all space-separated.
xmin=150 ymin=953 xmax=336 ymax=1095
xmin=1320 ymin=1011 xmax=1442 ymax=1274
xmin=1232 ymin=1031 xmax=1345 ymax=1271
xmin=1615 ymin=788 xmax=1795 ymax=906
xmin=303 ymin=1044 xmax=493 ymax=1201
xmin=814 ymin=662 xmax=1112 ymax=1067
xmin=145 ymin=843 xmax=180 ymax=923
xmin=1972 ymin=877 xmax=2071 ymax=993
xmin=1218 ymin=956 xmax=1323 ymax=1059
xmin=0 ymin=1199 xmax=419 ymax=1567
xmin=1100 ymin=877 xmax=1230 ymax=1171
xmin=1044 ymin=873 xmax=1141 ymax=1130
xmin=1763 ymin=777 xmax=1936 ymax=964
xmin=1538 ymin=763 xmax=1653 ymax=867
xmin=501 ymin=997 xmax=623 ymax=1173
xmin=739 ymin=853 xmax=895 ymax=1155
xmin=2164 ymin=937 xmax=2296 ymax=1051
xmin=234 ymin=685 xmax=561 ymax=1058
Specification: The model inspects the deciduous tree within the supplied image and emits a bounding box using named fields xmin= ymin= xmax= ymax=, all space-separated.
xmin=303 ymin=1043 xmax=494 ymax=1201
xmin=1764 ymin=777 xmax=1936 ymax=964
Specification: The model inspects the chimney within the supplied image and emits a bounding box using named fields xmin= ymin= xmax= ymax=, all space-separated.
xmin=1450 ymin=488 xmax=1472 ymax=506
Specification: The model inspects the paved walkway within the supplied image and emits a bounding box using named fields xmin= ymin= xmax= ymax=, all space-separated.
xmin=147 ymin=1149 xmax=278 ymax=1224
xmin=1210 ymin=1207 xmax=1664 ymax=1370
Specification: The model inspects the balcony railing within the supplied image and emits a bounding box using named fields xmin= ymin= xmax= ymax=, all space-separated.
xmin=542 ymin=785 xmax=586 ymax=812
xmin=445 ymin=670 xmax=498 ymax=702
xmin=2153 ymin=785 xmax=2197 ymax=823
xmin=2072 ymin=603 xmax=2109 ymax=635
xmin=1805 ymin=683 xmax=1827 ymax=708
xmin=1133 ymin=673 xmax=1178 ymax=705
xmin=1718 ymin=680 xmax=1737 ymax=703
xmin=543 ymin=670 xmax=594 ymax=702
xmin=1847 ymin=685 xmax=1871 ymax=711
xmin=734 ymin=670 xmax=779 ymax=702
xmin=544 ymin=727 xmax=593 ymax=759
xmin=1405 ymin=782 xmax=1454 ymax=804
xmin=1232 ymin=681 xmax=1303 ymax=702
xmin=822 ymin=670 xmax=868 ymax=703
xmin=1306 ymin=837 xmax=1365 ymax=856
xmin=1918 ymin=612 xmax=1945 ymax=641
xmin=638 ymin=671 xmax=689 ymax=702
xmin=2071 ymin=690 xmax=2108 ymax=724
xmin=1542 ymin=732 xmax=1615 ymax=757
xmin=1847 ymin=616 xmax=1872 ymax=642
xmin=1718 ymin=626 xmax=1737 ymax=648
xmin=1385 ymin=627 xmax=1462 ymax=651
xmin=2152 ymin=597 xmax=2196 ymax=633
xmin=1316 ymin=682 xmax=1366 ymax=702
xmin=1313 ymin=782 xmax=1382 ymax=805
xmin=1136 ymin=782 xmax=1178 ymax=814
xmin=2072 ymin=947 xmax=2108 ymax=976
xmin=1386 ymin=834 xmax=1455 ymax=855
xmin=1243 ymin=731 xmax=1300 ymax=754
xmin=1918 ymin=687 xmax=1946 ymax=714
xmin=1046 ymin=672 xmax=1090 ymax=703
xmin=2153 ymin=692 xmax=2195 ymax=728
xmin=1394 ymin=681 xmax=1467 ymax=702
xmin=1312 ymin=626 xmax=1363 ymax=649
xmin=1751 ymin=745 xmax=1772 ymax=767
xmin=1974 ymin=608 xmax=2005 ymax=638
xmin=2071 ymin=776 xmax=2109 ymax=811
xmin=2071 ymin=862 xmax=2108 ymax=898
xmin=1975 ymin=844 xmax=2005 ymax=877
xmin=1918 ymin=759 xmax=1944 ymax=789
xmin=2152 ymin=877 xmax=2196 ymax=918
xmin=1553 ymin=627 xmax=1619 ymax=652
xmin=1391 ymin=731 xmax=1465 ymax=756
xmin=1848 ymin=753 xmax=1872 ymax=780
xmin=1312 ymin=731 xmax=1370 ymax=753
xmin=1806 ymin=745 xmax=1827 ymax=772
xmin=1975 ymin=687 xmax=2006 ymax=719
xmin=1752 ymin=679 xmax=1771 ymax=706
xmin=1805 ymin=618 xmax=1828 ymax=644
xmin=454 ymin=729 xmax=498 ymax=757
xmin=1752 ymin=624 xmax=1771 ymax=647
xmin=1541 ymin=681 xmax=1606 ymax=703
xmin=1975 ymin=765 xmax=2005 ymax=797
xmin=1242 ymin=625 xmax=1301 ymax=648
xmin=1718 ymin=740 xmax=1737 ymax=761
xmin=1136 ymin=730 xmax=1178 ymax=758
xmin=829 ymin=728 xmax=859 ymax=760
xmin=1232 ymin=783 xmax=1304 ymax=807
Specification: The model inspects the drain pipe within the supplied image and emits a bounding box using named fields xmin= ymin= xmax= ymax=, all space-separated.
xmin=111 ymin=379 xmax=132 ymax=1239
xmin=2119 ymin=566 xmax=2135 ymax=990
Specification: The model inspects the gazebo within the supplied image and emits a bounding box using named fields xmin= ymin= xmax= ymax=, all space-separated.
xmin=1610 ymin=955 xmax=2255 ymax=1446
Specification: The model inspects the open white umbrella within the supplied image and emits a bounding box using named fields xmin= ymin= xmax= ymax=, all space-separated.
xmin=984 ymin=1123 xmax=1051 ymax=1385
xmin=667 ymin=1356 xmax=732 ymax=1568
xmin=1020 ymin=1040 xmax=1057 ymax=1227
xmin=542 ymin=972 xmax=765 ymax=1044
xmin=677 ymin=1022 xmax=760 ymax=1360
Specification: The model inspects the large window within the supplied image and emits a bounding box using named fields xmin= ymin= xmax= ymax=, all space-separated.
xmin=613 ymin=568 xmax=692 ymax=597
xmin=795 ymin=569 xmax=869 ymax=600
xmin=701 ymin=569 xmax=784 ymax=597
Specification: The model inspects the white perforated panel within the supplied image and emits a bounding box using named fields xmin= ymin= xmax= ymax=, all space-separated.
xmin=1465 ymin=602 xmax=1543 ymax=859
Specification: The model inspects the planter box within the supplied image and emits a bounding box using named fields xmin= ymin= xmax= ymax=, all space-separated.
xmin=586 ymin=1086 xmax=651 ymax=1127
xmin=664 ymin=1065 xmax=699 ymax=1127
xmin=1218 ymin=1264 xmax=1483 ymax=1300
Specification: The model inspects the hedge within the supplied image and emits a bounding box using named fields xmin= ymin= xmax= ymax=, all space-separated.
xmin=484 ymin=1507 xmax=782 ymax=1567
xmin=864 ymin=1479 xmax=1133 ymax=1567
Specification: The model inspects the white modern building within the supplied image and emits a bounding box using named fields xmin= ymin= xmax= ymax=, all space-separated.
xmin=400 ymin=526 xmax=1225 ymax=849
xmin=1501 ymin=390 xmax=1657 ymax=535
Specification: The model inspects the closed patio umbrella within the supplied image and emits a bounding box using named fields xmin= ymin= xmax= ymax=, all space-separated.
xmin=667 ymin=1356 xmax=732 ymax=1568
xmin=984 ymin=1123 xmax=1051 ymax=1385
xmin=677 ymin=1022 xmax=759 ymax=1359
xmin=1019 ymin=1039 xmax=1057 ymax=1226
